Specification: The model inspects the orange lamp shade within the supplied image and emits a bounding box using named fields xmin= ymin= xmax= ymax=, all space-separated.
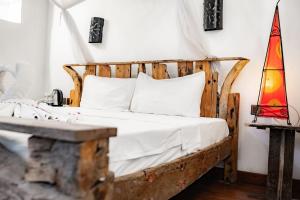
xmin=256 ymin=6 xmax=289 ymax=120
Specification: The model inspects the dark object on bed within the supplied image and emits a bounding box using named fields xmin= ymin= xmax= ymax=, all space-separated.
xmin=89 ymin=17 xmax=104 ymax=43
xmin=204 ymin=0 xmax=223 ymax=31
xmin=40 ymin=89 xmax=64 ymax=107
xmin=50 ymin=89 xmax=64 ymax=106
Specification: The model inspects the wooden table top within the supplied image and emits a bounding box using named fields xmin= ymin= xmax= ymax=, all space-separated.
xmin=0 ymin=117 xmax=117 ymax=142
xmin=247 ymin=123 xmax=300 ymax=132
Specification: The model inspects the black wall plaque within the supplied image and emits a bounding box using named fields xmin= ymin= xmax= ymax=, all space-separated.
xmin=89 ymin=17 xmax=104 ymax=43
xmin=204 ymin=0 xmax=223 ymax=31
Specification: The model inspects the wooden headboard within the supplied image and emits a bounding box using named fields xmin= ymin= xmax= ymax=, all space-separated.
xmin=63 ymin=57 xmax=249 ymax=119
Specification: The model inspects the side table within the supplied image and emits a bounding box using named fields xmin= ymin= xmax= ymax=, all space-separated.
xmin=248 ymin=123 xmax=300 ymax=200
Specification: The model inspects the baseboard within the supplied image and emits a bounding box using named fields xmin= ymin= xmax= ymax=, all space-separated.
xmin=207 ymin=167 xmax=300 ymax=198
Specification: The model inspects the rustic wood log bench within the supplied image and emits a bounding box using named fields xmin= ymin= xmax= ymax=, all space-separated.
xmin=0 ymin=117 xmax=117 ymax=200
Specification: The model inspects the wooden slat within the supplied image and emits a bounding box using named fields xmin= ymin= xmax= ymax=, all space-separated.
xmin=196 ymin=61 xmax=213 ymax=117
xmin=152 ymin=64 xmax=169 ymax=79
xmin=83 ymin=65 xmax=96 ymax=80
xmin=138 ymin=63 xmax=146 ymax=74
xmin=224 ymin=93 xmax=240 ymax=183
xmin=116 ymin=64 xmax=131 ymax=78
xmin=195 ymin=61 xmax=207 ymax=73
xmin=177 ymin=61 xmax=193 ymax=77
xmin=99 ymin=65 xmax=111 ymax=77
xmin=211 ymin=72 xmax=219 ymax=117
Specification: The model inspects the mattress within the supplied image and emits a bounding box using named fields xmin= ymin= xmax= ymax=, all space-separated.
xmin=0 ymin=102 xmax=229 ymax=177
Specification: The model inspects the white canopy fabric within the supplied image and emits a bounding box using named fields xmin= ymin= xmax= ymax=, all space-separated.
xmin=50 ymin=0 xmax=93 ymax=63
xmin=50 ymin=0 xmax=209 ymax=63
xmin=177 ymin=0 xmax=209 ymax=59
xmin=51 ymin=0 xmax=84 ymax=9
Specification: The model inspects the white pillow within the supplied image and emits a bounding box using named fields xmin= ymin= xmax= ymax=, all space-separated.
xmin=80 ymin=75 xmax=136 ymax=111
xmin=130 ymin=72 xmax=205 ymax=117
xmin=0 ymin=62 xmax=34 ymax=100
xmin=0 ymin=71 xmax=16 ymax=94
xmin=0 ymin=64 xmax=17 ymax=75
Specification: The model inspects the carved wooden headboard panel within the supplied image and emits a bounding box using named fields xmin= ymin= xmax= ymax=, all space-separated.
xmin=63 ymin=57 xmax=249 ymax=119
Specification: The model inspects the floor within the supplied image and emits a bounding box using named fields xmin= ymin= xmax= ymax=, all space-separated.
xmin=171 ymin=179 xmax=265 ymax=200
xmin=172 ymin=176 xmax=300 ymax=200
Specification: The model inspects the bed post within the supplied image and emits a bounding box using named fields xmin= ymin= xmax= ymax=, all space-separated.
xmin=219 ymin=59 xmax=249 ymax=119
xmin=224 ymin=93 xmax=240 ymax=183
xmin=219 ymin=58 xmax=248 ymax=183
xmin=63 ymin=65 xmax=83 ymax=107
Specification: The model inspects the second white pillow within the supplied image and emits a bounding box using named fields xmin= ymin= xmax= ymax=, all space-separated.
xmin=130 ymin=72 xmax=205 ymax=117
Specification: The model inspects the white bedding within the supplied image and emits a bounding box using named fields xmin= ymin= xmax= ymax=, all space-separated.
xmin=0 ymin=101 xmax=229 ymax=177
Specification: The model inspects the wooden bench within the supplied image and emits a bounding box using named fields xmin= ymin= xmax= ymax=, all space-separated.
xmin=0 ymin=117 xmax=117 ymax=200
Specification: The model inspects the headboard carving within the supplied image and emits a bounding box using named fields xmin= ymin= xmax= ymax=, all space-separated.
xmin=152 ymin=64 xmax=169 ymax=80
xmin=99 ymin=65 xmax=111 ymax=77
xmin=63 ymin=57 xmax=249 ymax=118
xmin=178 ymin=61 xmax=193 ymax=77
xmin=138 ymin=64 xmax=146 ymax=74
xmin=83 ymin=65 xmax=96 ymax=80
xmin=116 ymin=64 xmax=131 ymax=78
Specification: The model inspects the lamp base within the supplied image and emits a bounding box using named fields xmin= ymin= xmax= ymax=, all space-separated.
xmin=250 ymin=105 xmax=258 ymax=116
xmin=250 ymin=104 xmax=291 ymax=125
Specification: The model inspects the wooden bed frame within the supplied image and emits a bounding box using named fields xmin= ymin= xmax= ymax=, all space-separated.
xmin=0 ymin=57 xmax=249 ymax=200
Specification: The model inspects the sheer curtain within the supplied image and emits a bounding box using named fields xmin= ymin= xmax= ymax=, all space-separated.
xmin=177 ymin=0 xmax=209 ymax=59
xmin=49 ymin=0 xmax=209 ymax=62
xmin=0 ymin=0 xmax=22 ymax=23
xmin=50 ymin=0 xmax=93 ymax=63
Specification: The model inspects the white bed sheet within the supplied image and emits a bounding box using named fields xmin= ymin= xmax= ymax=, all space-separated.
xmin=0 ymin=102 xmax=229 ymax=177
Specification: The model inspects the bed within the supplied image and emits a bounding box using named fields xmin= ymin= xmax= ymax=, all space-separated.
xmin=0 ymin=57 xmax=249 ymax=200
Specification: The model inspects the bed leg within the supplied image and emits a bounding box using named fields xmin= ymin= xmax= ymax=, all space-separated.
xmin=224 ymin=93 xmax=239 ymax=183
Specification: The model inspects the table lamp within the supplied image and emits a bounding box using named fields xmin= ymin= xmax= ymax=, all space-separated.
xmin=252 ymin=0 xmax=291 ymax=125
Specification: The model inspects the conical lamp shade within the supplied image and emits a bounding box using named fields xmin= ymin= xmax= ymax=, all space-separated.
xmin=256 ymin=6 xmax=290 ymax=121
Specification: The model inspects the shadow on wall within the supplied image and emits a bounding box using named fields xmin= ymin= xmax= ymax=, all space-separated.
xmin=50 ymin=0 xmax=94 ymax=63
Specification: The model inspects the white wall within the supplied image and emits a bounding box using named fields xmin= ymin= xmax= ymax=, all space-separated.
xmin=204 ymin=0 xmax=300 ymax=179
xmin=46 ymin=0 xmax=184 ymax=92
xmin=46 ymin=0 xmax=300 ymax=178
xmin=0 ymin=0 xmax=49 ymax=99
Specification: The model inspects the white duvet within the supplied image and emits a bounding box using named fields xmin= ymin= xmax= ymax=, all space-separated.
xmin=0 ymin=100 xmax=229 ymax=176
